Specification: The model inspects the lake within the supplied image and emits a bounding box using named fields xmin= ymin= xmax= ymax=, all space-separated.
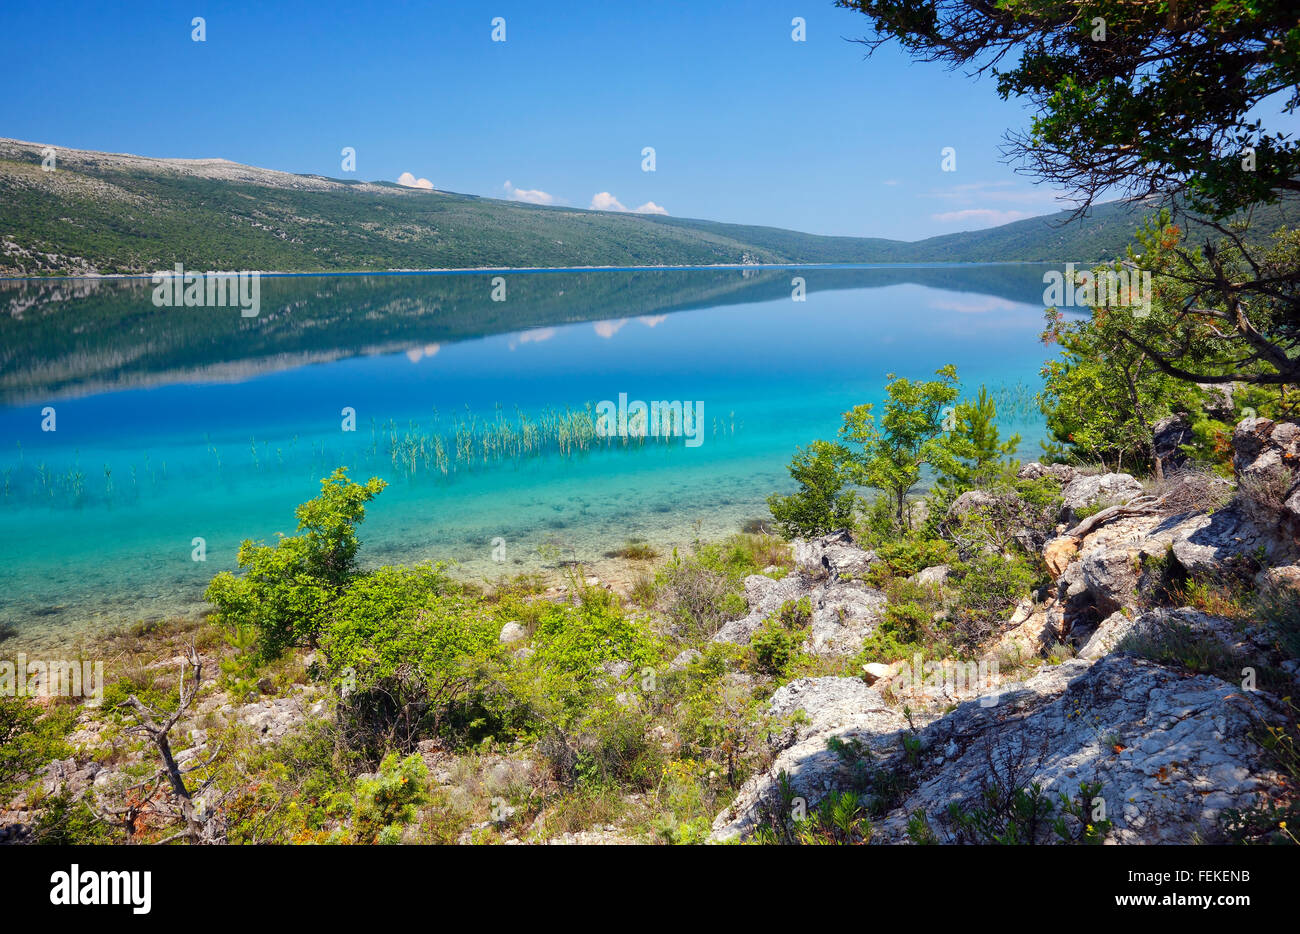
xmin=0 ymin=264 xmax=1060 ymax=647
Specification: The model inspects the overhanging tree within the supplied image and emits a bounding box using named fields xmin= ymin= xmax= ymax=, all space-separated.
xmin=838 ymin=0 xmax=1300 ymax=386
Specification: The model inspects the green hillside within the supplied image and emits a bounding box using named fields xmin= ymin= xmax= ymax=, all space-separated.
xmin=0 ymin=139 xmax=1294 ymax=276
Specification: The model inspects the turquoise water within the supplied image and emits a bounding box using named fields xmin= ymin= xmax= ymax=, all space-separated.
xmin=0 ymin=265 xmax=1059 ymax=646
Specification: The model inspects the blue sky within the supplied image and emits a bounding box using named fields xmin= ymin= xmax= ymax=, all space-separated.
xmin=0 ymin=1 xmax=1218 ymax=239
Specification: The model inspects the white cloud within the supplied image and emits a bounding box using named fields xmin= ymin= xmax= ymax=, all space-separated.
xmin=928 ymin=296 xmax=1021 ymax=314
xmin=590 ymin=192 xmax=668 ymax=215
xmin=398 ymin=171 xmax=434 ymax=190
xmin=593 ymin=319 xmax=628 ymax=338
xmin=508 ymin=327 xmax=557 ymax=350
xmin=404 ymin=343 xmax=441 ymax=363
xmin=590 ymin=192 xmax=628 ymax=212
xmin=504 ymin=180 xmax=556 ymax=205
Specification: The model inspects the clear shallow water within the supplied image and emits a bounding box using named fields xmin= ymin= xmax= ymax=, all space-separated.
xmin=0 ymin=265 xmax=1060 ymax=646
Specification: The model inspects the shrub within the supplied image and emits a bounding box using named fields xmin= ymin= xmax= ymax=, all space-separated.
xmin=867 ymin=535 xmax=954 ymax=585
xmin=350 ymin=752 xmax=431 ymax=844
xmin=949 ymin=552 xmax=1042 ymax=649
xmin=206 ymin=468 xmax=387 ymax=660
xmin=0 ymin=696 xmax=74 ymax=800
xmin=320 ymin=564 xmax=500 ymax=757
xmin=750 ymin=599 xmax=812 ymax=679
xmin=654 ymin=538 xmax=776 ymax=636
xmin=767 ymin=440 xmax=858 ymax=538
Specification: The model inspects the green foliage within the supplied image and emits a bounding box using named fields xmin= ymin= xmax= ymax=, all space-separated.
xmin=865 ymin=534 xmax=954 ymax=584
xmin=320 ymin=564 xmax=499 ymax=756
xmin=857 ymin=578 xmax=949 ymax=662
xmin=529 ymin=588 xmax=659 ymax=688
xmin=205 ymin=468 xmax=387 ymax=660
xmin=942 ymin=385 xmax=1022 ymax=490
xmin=29 ymin=792 xmax=121 ymax=845
xmin=752 ymin=772 xmax=874 ymax=845
xmin=949 ymin=552 xmax=1042 ymax=648
xmin=653 ymin=536 xmax=781 ymax=636
xmin=349 ymin=752 xmax=431 ymax=845
xmin=1039 ymin=264 xmax=1203 ymax=472
xmin=0 ymin=696 xmax=74 ymax=799
xmin=750 ymin=598 xmax=812 ymax=679
xmin=217 ymin=624 xmax=263 ymax=702
xmin=948 ymin=780 xmax=1113 ymax=845
xmin=767 ymin=440 xmax=858 ymax=538
xmin=840 ymin=366 xmax=964 ymax=526
xmin=837 ymin=2 xmax=1300 ymax=221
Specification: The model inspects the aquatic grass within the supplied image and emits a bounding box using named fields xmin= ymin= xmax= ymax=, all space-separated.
xmin=0 ymin=401 xmax=736 ymax=509
xmin=376 ymin=403 xmax=721 ymax=480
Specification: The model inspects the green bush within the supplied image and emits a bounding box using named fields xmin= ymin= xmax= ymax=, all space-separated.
xmin=654 ymin=538 xmax=771 ymax=635
xmin=751 ymin=599 xmax=812 ymax=678
xmin=206 ymin=468 xmax=387 ymax=660
xmin=320 ymin=564 xmax=500 ymax=757
xmin=767 ymin=440 xmax=858 ymax=538
xmin=949 ymin=552 xmax=1042 ymax=648
xmin=350 ymin=752 xmax=431 ymax=845
xmin=0 ymin=696 xmax=74 ymax=800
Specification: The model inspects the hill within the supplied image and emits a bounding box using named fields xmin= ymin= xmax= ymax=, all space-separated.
xmin=1 ymin=138 xmax=1295 ymax=275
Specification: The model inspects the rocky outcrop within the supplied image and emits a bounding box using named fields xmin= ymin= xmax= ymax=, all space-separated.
xmin=715 ymin=533 xmax=886 ymax=657
xmin=1017 ymin=462 xmax=1078 ymax=485
xmin=711 ymin=677 xmax=907 ymax=840
xmin=712 ymin=656 xmax=1285 ymax=844
xmin=1232 ymin=416 xmax=1300 ymax=482
xmin=947 ymin=489 xmax=999 ymax=523
xmin=1153 ymin=414 xmax=1193 ymax=473
xmin=791 ymin=529 xmax=875 ymax=581
xmin=1060 ymin=472 xmax=1144 ymax=515
xmin=870 ymin=655 xmax=1282 ymax=843
xmin=1232 ymin=417 xmax=1300 ymax=545
xmin=711 ymin=419 xmax=1298 ymax=844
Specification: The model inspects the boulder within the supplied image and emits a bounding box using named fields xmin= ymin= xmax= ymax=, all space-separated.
xmin=710 ymin=677 xmax=906 ymax=840
xmin=946 ymin=489 xmax=999 ymax=523
xmin=1079 ymin=606 xmax=1263 ymax=662
xmin=806 ymin=579 xmax=887 ymax=656
xmin=1232 ymin=417 xmax=1300 ymax=482
xmin=713 ymin=573 xmax=809 ymax=646
xmin=1198 ymin=382 xmax=1236 ymax=421
xmin=913 ymin=564 xmax=951 ymax=587
xmin=713 ymin=656 xmax=1287 ymax=844
xmin=792 ymin=530 xmax=876 ymax=581
xmin=861 ymin=662 xmax=897 ymax=684
xmin=718 ymin=535 xmax=886 ymax=657
xmin=1256 ymin=564 xmax=1300 ymax=598
xmin=1153 ymin=413 xmax=1193 ymax=472
xmin=1061 ymin=472 xmax=1144 ymax=513
xmin=499 ymin=621 xmax=527 ymax=644
xmin=1017 ymin=462 xmax=1079 ymax=485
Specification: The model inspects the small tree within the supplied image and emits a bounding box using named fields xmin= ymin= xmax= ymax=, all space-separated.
xmin=1039 ymin=257 xmax=1203 ymax=475
xmin=205 ymin=468 xmax=387 ymax=660
xmin=767 ymin=440 xmax=858 ymax=538
xmin=944 ymin=386 xmax=1022 ymax=491
xmin=840 ymin=366 xmax=963 ymax=528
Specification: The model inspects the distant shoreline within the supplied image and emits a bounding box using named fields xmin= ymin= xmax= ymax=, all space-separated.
xmin=0 ymin=260 xmax=1051 ymax=283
